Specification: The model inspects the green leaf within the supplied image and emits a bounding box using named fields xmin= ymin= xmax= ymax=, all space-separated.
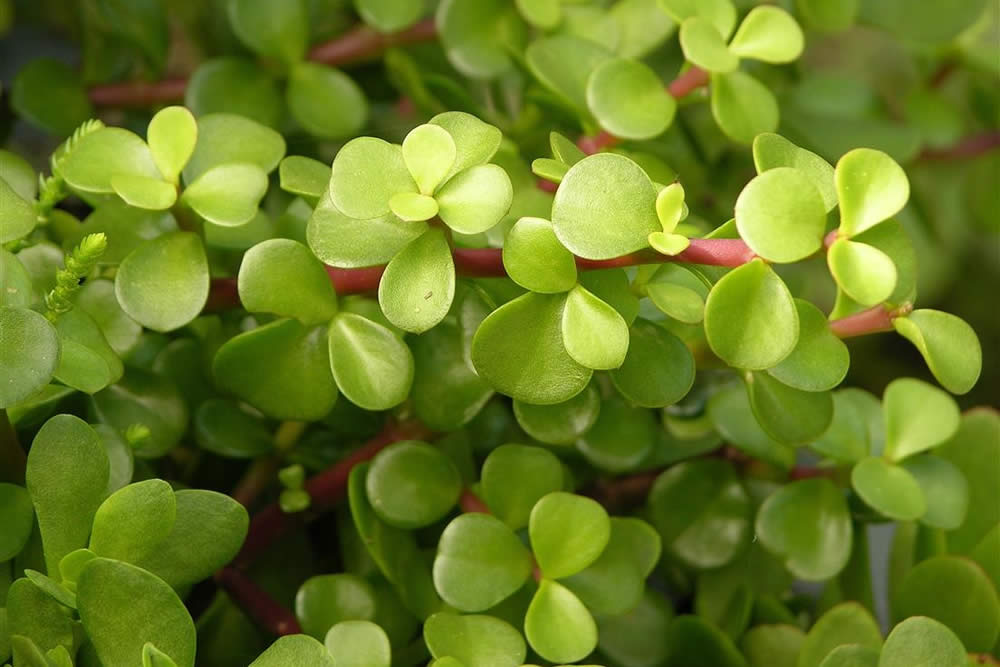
xmin=25 ymin=415 xmax=108 ymax=573
xmin=769 ymin=300 xmax=849 ymax=392
xmin=481 ymin=444 xmax=564 ymax=530
xmin=435 ymin=164 xmax=513 ymax=235
xmin=644 ymin=269 xmax=706 ymax=324
xmin=796 ymin=0 xmax=858 ymax=31
xmin=648 ymin=460 xmax=751 ymax=569
xmin=525 ymin=580 xmax=597 ymax=663
xmin=0 ymin=308 xmax=59 ymax=408
xmin=586 ymin=57 xmax=676 ymax=140
xmin=433 ymin=513 xmax=533 ymax=611
xmin=11 ymin=59 xmax=93 ymax=136
xmin=182 ymin=162 xmax=268 ymax=226
xmin=798 ymin=603 xmax=882 ymax=667
xmin=525 ymin=35 xmax=612 ymax=112
xmin=679 ymin=17 xmax=738 ymax=72
xmin=436 ymin=0 xmax=525 ymax=79
xmin=894 ymin=556 xmax=999 ymax=651
xmin=532 ymin=157 xmax=568 ymax=184
xmin=0 ymin=176 xmax=37 ymax=243
xmin=238 ymin=239 xmax=337 ymax=324
xmin=550 ymin=132 xmax=586 ymax=166
xmin=576 ymin=396 xmax=656 ymax=472
xmin=901 ymin=455 xmax=968 ymax=530
xmin=378 ymin=228 xmax=455 ymax=333
xmin=711 ymin=71 xmax=779 ymax=144
xmin=704 ymin=259 xmax=799 ymax=370
xmin=882 ymin=378 xmax=960 ymax=462
xmin=756 ymin=478 xmax=852 ymax=580
xmin=324 ymin=620 xmax=391 ymax=667
xmin=530 ymin=491 xmax=611 ymax=579
xmin=228 ymin=0 xmax=308 ymax=63
xmin=747 ymin=373 xmax=834 ymax=445
xmin=388 ymin=193 xmax=437 ymax=223
xmin=472 ymin=292 xmax=592 ymax=404
xmin=7 ymin=577 xmax=74 ymax=655
xmin=424 ymin=614 xmax=525 ymax=666
xmin=513 ymin=384 xmax=600 ymax=445
xmin=130 ymin=490 xmax=248 ymax=589
xmin=938 ymin=410 xmax=1000 ymax=553
xmin=752 ymin=133 xmax=837 ymax=211
xmin=143 ymin=644 xmax=180 ymax=667
xmin=0 ymin=149 xmax=38 ymax=201
xmin=827 ymin=239 xmax=897 ymax=307
xmin=77 ymin=558 xmax=196 ymax=667
xmin=810 ymin=389 xmax=878 ymax=463
xmin=708 ymin=382 xmax=794 ymax=467
xmin=89 ymin=368 xmax=188 ymax=458
xmin=596 ymin=590 xmax=675 ymax=666
xmin=411 ymin=321 xmax=493 ymax=430
xmin=90 ymin=479 xmax=176 ymax=563
xmin=851 ymin=456 xmax=925 ymax=520
xmin=328 ymin=312 xmax=413 ymax=410
xmin=0 ymin=483 xmax=33 ymax=560
xmin=610 ymin=319 xmax=695 ymax=407
xmin=250 ymin=635 xmax=334 ymax=667
xmin=147 ymin=106 xmax=197 ymax=184
xmin=295 ymin=573 xmax=376 ymax=638
xmin=279 ymin=156 xmax=330 ymax=200
xmin=561 ymin=285 xmax=629 ymax=370
xmin=662 ymin=615 xmax=748 ymax=667
xmin=74 ymin=279 xmax=141 ymax=357
xmin=579 ymin=268 xmax=640 ymax=325
xmin=186 ymin=58 xmax=283 ymax=128
xmin=835 ymin=149 xmax=909 ymax=237
xmin=307 ymin=191 xmax=427 ymax=268
xmin=552 ymin=153 xmax=660 ymax=259
xmin=287 ymin=63 xmax=367 ymax=139
xmin=893 ymin=310 xmax=981 ymax=395
xmin=354 ymin=0 xmax=422 ymax=31
xmin=110 ymin=173 xmax=176 ymax=210
xmin=115 ymin=232 xmax=209 ymax=332
xmin=657 ymin=0 xmax=737 ymax=37
xmin=515 ymin=0 xmax=559 ymax=28
xmin=429 ymin=112 xmax=503 ymax=180
xmin=402 ymin=124 xmax=457 ymax=195
xmin=735 ymin=167 xmax=827 ymax=263
xmin=502 ymin=217 xmax=577 ymax=293
xmin=879 ymin=617 xmax=965 ymax=667
xmin=817 ymin=645 xmax=880 ymax=667
xmin=655 ymin=183 xmax=686 ymax=233
xmin=366 ymin=441 xmax=461 ymax=529
xmin=729 ymin=6 xmax=803 ymax=63
xmin=0 ymin=249 xmax=36 ymax=307
xmin=52 ymin=307 xmax=122 ymax=395
xmin=183 ymin=113 xmax=285 ymax=184
xmin=194 ymin=398 xmax=273 ymax=458
xmin=741 ymin=625 xmax=805 ymax=667
xmin=60 ymin=127 xmax=161 ymax=194
xmin=330 ymin=137 xmax=416 ymax=220
xmin=214 ymin=318 xmax=337 ymax=420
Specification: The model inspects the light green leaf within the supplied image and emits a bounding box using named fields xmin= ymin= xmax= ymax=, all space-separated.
xmin=680 ymin=17 xmax=738 ymax=73
xmin=366 ymin=441 xmax=461 ymax=529
xmin=424 ymin=612 xmax=526 ymax=667
xmin=378 ymin=228 xmax=454 ymax=333
xmin=183 ymin=113 xmax=285 ymax=183
xmin=893 ymin=310 xmax=981 ymax=395
xmin=901 ymin=455 xmax=968 ymax=530
xmin=655 ymin=183 xmax=686 ymax=233
xmin=516 ymin=0 xmax=560 ymax=28
xmin=610 ymin=319 xmax=695 ymax=407
xmin=552 ymin=153 xmax=660 ymax=259
xmin=89 ymin=479 xmax=176 ymax=563
xmin=227 ymin=0 xmax=308 ymax=64
xmin=0 ymin=307 xmax=59 ymax=408
xmin=503 ymin=217 xmax=577 ymax=293
xmin=481 ymin=444 xmax=564 ymax=529
xmin=0 ymin=249 xmax=36 ymax=309
xmin=561 ymin=285 xmax=629 ymax=370
xmin=433 ymin=513 xmax=533 ymax=611
xmin=7 ymin=576 xmax=74 ymax=655
xmin=0 ymin=176 xmax=38 ymax=243
xmin=147 ymin=106 xmax=197 ymax=184
xmin=741 ymin=625 xmax=805 ymax=667
xmin=295 ymin=573 xmax=376 ymax=638
xmin=435 ymin=0 xmax=525 ymax=79
xmin=938 ymin=410 xmax=1000 ymax=554
xmin=471 ymin=292 xmax=592 ymax=404
xmin=704 ymin=259 xmax=799 ymax=370
xmin=77 ymin=558 xmax=196 ymax=667
xmin=324 ymin=620 xmax=391 ymax=667
xmin=513 ymin=384 xmax=600 ymax=445
xmin=530 ymin=492 xmax=611 ymax=579
xmin=182 ymin=162 xmax=268 ymax=226
xmin=402 ymin=124 xmax=457 ymax=195
xmin=882 ymin=378 xmax=959 ymax=462
xmin=796 ymin=0 xmax=858 ymax=32
xmin=143 ymin=643 xmax=181 ymax=667
xmin=110 ymin=173 xmax=176 ymax=210
xmin=835 ymin=148 xmax=909 ymax=237
xmin=279 ymin=156 xmax=330 ymax=200
xmin=60 ymin=127 xmax=161 ymax=194
xmin=657 ymin=0 xmax=737 ymax=37
xmin=648 ymin=231 xmax=691 ymax=256
xmin=287 ymin=63 xmax=367 ymax=139
xmin=645 ymin=281 xmax=704 ymax=323
xmin=330 ymin=137 xmax=416 ymax=220
xmin=525 ymin=580 xmax=597 ymax=664
xmin=735 ymin=167 xmax=826 ymax=263
xmin=214 ymin=318 xmax=337 ymax=420
xmin=52 ymin=307 xmax=122 ymax=395
xmin=354 ymin=0 xmax=422 ymax=31
xmin=328 ymin=312 xmax=414 ymax=410
xmin=250 ymin=635 xmax=335 ymax=667
xmin=747 ymin=372 xmax=834 ymax=445
xmin=238 ymin=239 xmax=337 ymax=324
xmin=798 ymin=603 xmax=882 ymax=667
xmin=729 ymin=6 xmax=803 ymax=63
xmin=429 ymin=111 xmax=503 ymax=180
xmin=879 ymin=617 xmax=965 ymax=667
xmin=711 ymin=71 xmax=779 ymax=144
xmin=532 ymin=157 xmax=568 ymax=184
xmin=769 ymin=300 xmax=848 ymax=392
xmin=389 ymin=192 xmax=439 ymax=222
xmin=115 ymin=232 xmax=209 ymax=332
xmin=752 ymin=133 xmax=837 ymax=211
xmin=307 ymin=191 xmax=426 ymax=268
xmin=851 ymin=457 xmax=926 ymax=520
xmin=525 ymin=35 xmax=613 ymax=112
xmin=818 ymin=645 xmax=880 ymax=667
xmin=586 ymin=57 xmax=676 ymax=140
xmin=827 ymin=239 xmax=897 ymax=307
xmin=435 ymin=164 xmax=513 ymax=234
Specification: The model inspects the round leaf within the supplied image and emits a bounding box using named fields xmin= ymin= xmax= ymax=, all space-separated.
xmin=747 ymin=372 xmax=834 ymax=445
xmin=525 ymin=35 xmax=612 ymax=112
xmin=735 ymin=167 xmax=827 ymax=263
xmin=810 ymin=389 xmax=878 ymax=463
xmin=679 ymin=17 xmax=738 ymax=73
xmin=893 ymin=310 xmax=982 ymax=395
xmin=330 ymin=137 xmax=416 ymax=220
xmin=576 ymin=397 xmax=656 ymax=473
xmin=741 ymin=625 xmax=806 ymax=667
xmin=901 ymin=455 xmax=968 ymax=530
xmin=502 ymin=217 xmax=577 ymax=293
xmin=662 ymin=615 xmax=747 ymax=667
xmin=827 ymin=239 xmax=897 ymax=306
xmin=436 ymin=0 xmax=524 ymax=79
xmin=882 ymin=377 xmax=960 ymax=461
xmin=529 ymin=491 xmax=611 ymax=579
xmin=147 ymin=106 xmax=197 ymax=184
xmin=513 ymin=384 xmax=600 ymax=445
xmin=61 ymin=127 xmax=160 ymax=194
xmin=295 ymin=574 xmax=376 ymax=639
xmin=818 ymin=645 xmax=879 ymax=667
xmin=411 ymin=321 xmax=493 ymax=430
xmin=586 ymin=58 xmax=676 ymax=140
xmin=324 ymin=620 xmax=391 ymax=667
xmin=752 ymin=133 xmax=837 ymax=211
xmin=561 ymin=285 xmax=629 ymax=370
xmin=0 ymin=178 xmax=34 ymax=244
xmin=279 ymin=156 xmax=330 ymax=200
xmin=769 ymin=300 xmax=849 ymax=392
xmin=435 ymin=164 xmax=513 ymax=235
xmin=11 ymin=58 xmax=93 ymax=136
xmin=524 ymin=580 xmax=597 ymax=664
xmin=110 ymin=173 xmax=176 ymax=211
xmin=704 ymin=259 xmax=799 ymax=370
xmin=193 ymin=398 xmax=274 ymax=458
xmin=287 ymin=63 xmax=367 ymax=139
xmin=423 ymin=612 xmax=526 ymax=667
xmin=0 ymin=483 xmax=34 ymax=561
xmin=89 ymin=368 xmax=188 ymax=458
xmin=798 ymin=603 xmax=882 ymax=667
xmin=851 ymin=457 xmax=925 ymax=520
xmin=551 ymin=153 xmax=660 ymax=260
xmin=239 ymin=239 xmax=337 ymax=324
xmin=185 ymin=58 xmax=283 ymax=128
xmin=657 ymin=0 xmax=737 ymax=38
xmin=756 ymin=478 xmax=852 ymax=580
xmin=249 ymin=635 xmax=334 ymax=667
xmin=835 ymin=148 xmax=909 ymax=237
xmin=328 ymin=312 xmax=414 ymax=410
xmin=937 ymin=410 xmax=1000 ymax=553
xmin=402 ymin=124 xmax=457 ymax=195
xmin=182 ymin=162 xmax=268 ymax=226
xmin=366 ymin=441 xmax=461 ymax=529
xmin=729 ymin=6 xmax=804 ymax=63
xmin=183 ymin=113 xmax=285 ymax=183
xmin=429 ymin=111 xmax=503 ymax=179
xmin=0 ymin=307 xmax=59 ymax=408
xmin=433 ymin=513 xmax=533 ymax=611
xmin=89 ymin=479 xmax=176 ymax=563
xmin=481 ymin=444 xmax=565 ymax=530
xmin=354 ymin=0 xmax=422 ymax=31
xmin=708 ymin=382 xmax=796 ymax=469
xmin=711 ymin=71 xmax=779 ymax=144
xmin=879 ymin=617 xmax=966 ymax=667
xmin=227 ymin=0 xmax=308 ymax=64
xmin=115 ymin=232 xmax=209 ymax=332
xmin=378 ymin=228 xmax=455 ymax=333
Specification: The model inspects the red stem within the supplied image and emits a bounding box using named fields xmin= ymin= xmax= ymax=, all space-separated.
xmin=918 ymin=131 xmax=1000 ymax=161
xmin=829 ymin=304 xmax=897 ymax=339
xmin=214 ymin=567 xmax=301 ymax=635
xmin=459 ymin=488 xmax=491 ymax=514
xmin=87 ymin=19 xmax=438 ymax=107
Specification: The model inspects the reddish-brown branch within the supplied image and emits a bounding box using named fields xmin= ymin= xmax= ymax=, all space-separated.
xmin=829 ymin=304 xmax=897 ymax=339
xmin=459 ymin=488 xmax=491 ymax=514
xmin=87 ymin=19 xmax=438 ymax=107
xmin=918 ymin=131 xmax=1000 ymax=161
xmin=214 ymin=567 xmax=301 ymax=635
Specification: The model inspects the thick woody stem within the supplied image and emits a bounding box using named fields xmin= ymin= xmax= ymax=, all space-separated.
xmin=214 ymin=567 xmax=301 ymax=636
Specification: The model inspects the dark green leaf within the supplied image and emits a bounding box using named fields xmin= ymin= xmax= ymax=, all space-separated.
xmin=11 ymin=59 xmax=93 ymax=136
xmin=287 ymin=63 xmax=367 ymax=139
xmin=481 ymin=444 xmax=564 ymax=530
xmin=0 ymin=308 xmax=59 ymax=409
xmin=295 ymin=573 xmax=376 ymax=638
xmin=366 ymin=441 xmax=461 ymax=529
